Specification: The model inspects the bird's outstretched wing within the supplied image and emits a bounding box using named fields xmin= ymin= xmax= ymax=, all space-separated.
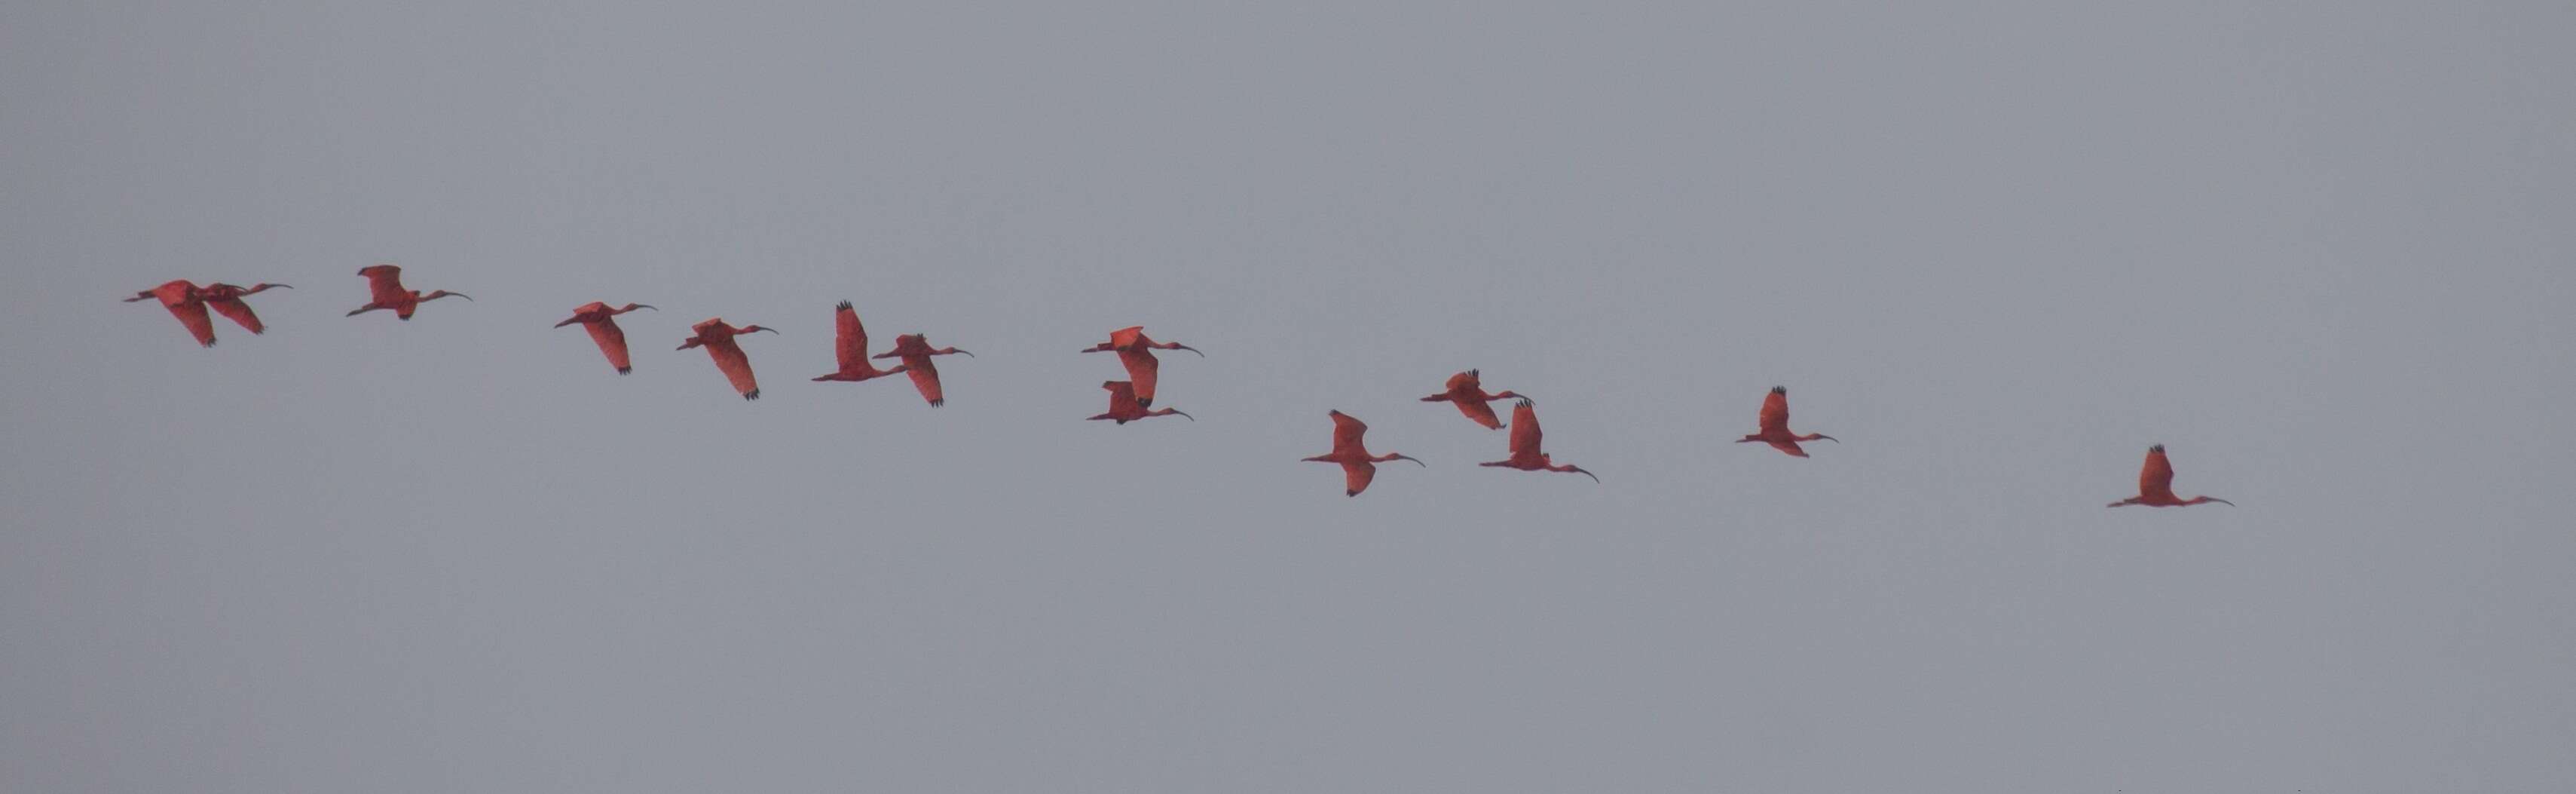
xmin=166 ymin=301 xmax=217 ymax=347
xmin=905 ymin=358 xmax=946 ymax=406
xmin=1103 ymin=380 xmax=1140 ymax=411
xmin=1342 ymin=460 xmax=1377 ymax=496
xmin=706 ymin=339 xmax=760 ymax=398
xmin=1508 ymin=400 xmax=1542 ymax=457
xmin=204 ymin=297 xmax=265 ymax=334
xmin=586 ymin=317 xmax=633 ymax=374
xmin=1108 ymin=326 xmax=1146 ymax=349
xmin=1758 ymin=388 xmax=1791 ymax=436
xmin=1454 ymin=398 xmax=1504 ymax=430
xmin=1329 ymin=411 xmax=1368 ymax=456
xmin=2139 ymin=445 xmax=2177 ymax=501
xmin=832 ymin=302 xmax=870 ymax=372
xmin=1116 ymin=348 xmax=1162 ymax=403
xmin=362 ymin=267 xmax=409 ymax=305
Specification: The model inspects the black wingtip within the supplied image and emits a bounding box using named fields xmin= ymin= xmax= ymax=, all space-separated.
xmin=929 ymin=399 xmax=944 ymax=407
xmin=745 ymin=390 xmax=760 ymax=400
xmin=1137 ymin=397 xmax=1152 ymax=407
xmin=1770 ymin=385 xmax=1786 ymax=394
xmin=616 ymin=367 xmax=632 ymax=375
xmin=2149 ymin=443 xmax=2165 ymax=452
xmin=1346 ymin=489 xmax=1358 ymax=497
xmin=836 ymin=300 xmax=852 ymax=311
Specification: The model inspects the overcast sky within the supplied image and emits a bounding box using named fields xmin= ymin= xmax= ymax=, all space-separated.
xmin=5 ymin=2 xmax=2573 ymax=792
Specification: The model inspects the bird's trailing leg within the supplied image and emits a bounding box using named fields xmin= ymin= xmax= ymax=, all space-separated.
xmin=346 ymin=305 xmax=384 ymax=317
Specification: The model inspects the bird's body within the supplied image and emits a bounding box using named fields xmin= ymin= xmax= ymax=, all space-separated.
xmin=127 ymin=279 xmax=216 ymax=348
xmin=1736 ymin=386 xmax=1837 ymax=457
xmin=677 ymin=317 xmax=776 ymax=400
xmin=1301 ymin=410 xmax=1423 ymax=496
xmin=1088 ymin=380 xmax=1192 ymax=424
xmin=1479 ymin=399 xmax=1597 ymax=482
xmin=345 ymin=264 xmax=470 ymax=320
xmin=554 ymin=301 xmax=654 ymax=375
xmin=874 ymin=333 xmax=972 ymax=406
xmin=1420 ymin=369 xmax=1528 ymax=430
xmin=2107 ymin=444 xmax=2235 ymax=507
xmin=197 ymin=282 xmax=291 ymax=335
xmin=812 ymin=301 xmax=910 ymax=385
xmin=1081 ymin=326 xmax=1198 ymax=407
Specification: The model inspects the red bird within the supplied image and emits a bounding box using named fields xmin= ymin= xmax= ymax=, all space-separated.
xmin=2107 ymin=444 xmax=2235 ymax=508
xmin=345 ymin=264 xmax=470 ymax=320
xmin=1080 ymin=326 xmax=1199 ymax=407
xmin=873 ymin=333 xmax=972 ymax=406
xmin=197 ymin=282 xmax=292 ymax=335
xmin=553 ymin=302 xmax=655 ymax=375
xmin=677 ymin=317 xmax=776 ymax=400
xmin=1088 ymin=380 xmax=1192 ymax=424
xmin=811 ymin=301 xmax=910 ymax=386
xmin=1478 ymin=399 xmax=1597 ymax=482
xmin=1301 ymin=410 xmax=1424 ymax=497
xmin=125 ymin=279 xmax=216 ymax=348
xmin=1737 ymin=386 xmax=1837 ymax=457
xmin=1419 ymin=369 xmax=1531 ymax=430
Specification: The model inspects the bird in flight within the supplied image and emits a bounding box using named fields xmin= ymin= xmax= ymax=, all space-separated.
xmin=1479 ymin=399 xmax=1596 ymax=482
xmin=677 ymin=317 xmax=776 ymax=400
xmin=1088 ymin=380 xmax=1192 ymax=425
xmin=1737 ymin=386 xmax=1837 ymax=457
xmin=345 ymin=265 xmax=470 ymax=320
xmin=1081 ymin=326 xmax=1200 ymax=407
xmin=197 ymin=282 xmax=292 ymax=336
xmin=2107 ymin=444 xmax=2235 ymax=508
xmin=874 ymin=333 xmax=973 ymax=406
xmin=811 ymin=301 xmax=910 ymax=387
xmin=554 ymin=302 xmax=655 ymax=374
xmin=1302 ymin=410 xmax=1424 ymax=496
xmin=126 ymin=280 xmax=217 ymax=348
xmin=1420 ymin=369 xmax=1530 ymax=430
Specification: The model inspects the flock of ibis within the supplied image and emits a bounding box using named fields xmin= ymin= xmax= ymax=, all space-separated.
xmin=129 ymin=264 xmax=2235 ymax=506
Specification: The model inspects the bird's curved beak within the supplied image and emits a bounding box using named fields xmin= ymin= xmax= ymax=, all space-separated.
xmin=1397 ymin=454 xmax=1425 ymax=468
xmin=1174 ymin=344 xmax=1203 ymax=357
xmin=1172 ymin=410 xmax=1195 ymax=422
xmin=2210 ymin=498 xmax=2236 ymax=507
xmin=454 ymin=293 xmax=476 ymax=302
xmin=1573 ymin=468 xmax=1599 ymax=483
xmin=633 ymin=304 xmax=657 ymax=311
xmin=1816 ymin=434 xmax=1839 ymax=443
xmin=953 ymin=349 xmax=975 ymax=357
xmin=752 ymin=326 xmax=779 ymax=335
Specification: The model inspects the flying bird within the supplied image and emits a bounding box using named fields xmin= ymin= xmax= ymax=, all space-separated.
xmin=1080 ymin=326 xmax=1199 ymax=407
xmin=677 ymin=317 xmax=776 ymax=400
xmin=811 ymin=301 xmax=910 ymax=386
xmin=125 ymin=279 xmax=216 ymax=348
xmin=1420 ymin=369 xmax=1530 ymax=430
xmin=1479 ymin=399 xmax=1597 ymax=482
xmin=1736 ymin=386 xmax=1837 ymax=457
xmin=873 ymin=333 xmax=972 ymax=406
xmin=1088 ymin=380 xmax=1192 ymax=424
xmin=345 ymin=264 xmax=470 ymax=320
xmin=197 ymin=282 xmax=292 ymax=335
xmin=2107 ymin=444 xmax=2235 ymax=508
xmin=554 ymin=302 xmax=655 ymax=374
xmin=1301 ymin=410 xmax=1424 ymax=497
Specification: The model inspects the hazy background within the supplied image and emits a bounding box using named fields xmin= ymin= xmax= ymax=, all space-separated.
xmin=5 ymin=2 xmax=2572 ymax=791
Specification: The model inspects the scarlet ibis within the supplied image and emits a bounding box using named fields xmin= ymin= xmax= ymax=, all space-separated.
xmin=1080 ymin=326 xmax=1199 ymax=407
xmin=1736 ymin=386 xmax=1837 ymax=457
xmin=1420 ymin=369 xmax=1530 ymax=430
xmin=677 ymin=317 xmax=776 ymax=400
xmin=873 ymin=333 xmax=972 ymax=406
xmin=2107 ymin=444 xmax=2235 ymax=508
xmin=124 ymin=280 xmax=216 ymax=348
xmin=345 ymin=264 xmax=470 ymax=320
xmin=811 ymin=301 xmax=910 ymax=385
xmin=197 ymin=282 xmax=292 ymax=335
xmin=1478 ymin=399 xmax=1597 ymax=483
xmin=1301 ymin=410 xmax=1424 ymax=497
xmin=1088 ymin=380 xmax=1192 ymax=424
xmin=553 ymin=302 xmax=655 ymax=375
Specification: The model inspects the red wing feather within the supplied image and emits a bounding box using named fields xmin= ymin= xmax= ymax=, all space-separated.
xmin=705 ymin=339 xmax=760 ymax=397
xmin=905 ymin=358 xmax=946 ymax=406
xmin=1329 ymin=411 xmax=1367 ymax=455
xmin=1109 ymin=326 xmax=1146 ymax=348
xmin=1759 ymin=389 xmax=1791 ymax=436
xmin=1342 ymin=460 xmax=1377 ymax=496
xmin=1507 ymin=402 xmax=1542 ymax=458
xmin=361 ymin=267 xmax=410 ymax=305
xmin=1116 ymin=348 xmax=1161 ymax=403
xmin=165 ymin=301 xmax=217 ymax=347
xmin=1453 ymin=399 xmax=1504 ymax=430
xmin=1767 ymin=440 xmax=1808 ymax=458
xmin=832 ymin=302 xmax=870 ymax=372
xmin=585 ymin=317 xmax=633 ymax=373
xmin=204 ymin=297 xmax=264 ymax=334
xmin=2139 ymin=447 xmax=2177 ymax=500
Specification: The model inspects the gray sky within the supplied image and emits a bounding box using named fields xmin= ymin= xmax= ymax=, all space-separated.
xmin=5 ymin=2 xmax=2573 ymax=791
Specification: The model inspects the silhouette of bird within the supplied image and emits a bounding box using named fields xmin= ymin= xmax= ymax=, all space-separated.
xmin=811 ymin=301 xmax=910 ymax=386
xmin=1419 ymin=369 xmax=1530 ymax=430
xmin=1080 ymin=326 xmax=1199 ymax=407
xmin=1088 ymin=380 xmax=1192 ymax=424
xmin=873 ymin=333 xmax=972 ymax=406
xmin=553 ymin=302 xmax=655 ymax=374
xmin=2107 ymin=444 xmax=2235 ymax=507
xmin=1479 ymin=399 xmax=1597 ymax=483
xmin=197 ymin=282 xmax=292 ymax=335
xmin=1301 ymin=410 xmax=1424 ymax=496
xmin=677 ymin=317 xmax=776 ymax=400
xmin=125 ymin=279 xmax=216 ymax=348
xmin=1736 ymin=386 xmax=1837 ymax=457
xmin=345 ymin=264 xmax=470 ymax=320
